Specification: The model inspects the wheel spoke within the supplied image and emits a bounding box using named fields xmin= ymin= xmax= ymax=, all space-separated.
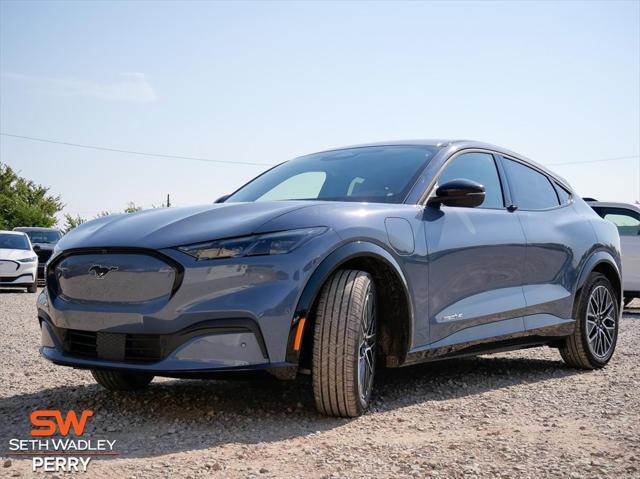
xmin=587 ymin=321 xmax=598 ymax=341
xmin=357 ymin=286 xmax=376 ymax=401
xmin=585 ymin=285 xmax=616 ymax=359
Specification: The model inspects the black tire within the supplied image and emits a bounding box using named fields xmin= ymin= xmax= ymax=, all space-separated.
xmin=26 ymin=282 xmax=37 ymax=293
xmin=560 ymin=273 xmax=619 ymax=369
xmin=312 ymin=269 xmax=376 ymax=417
xmin=91 ymin=370 xmax=154 ymax=391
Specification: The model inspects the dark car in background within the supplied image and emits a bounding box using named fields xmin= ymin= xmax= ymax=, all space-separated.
xmin=38 ymin=140 xmax=622 ymax=417
xmin=13 ymin=227 xmax=62 ymax=285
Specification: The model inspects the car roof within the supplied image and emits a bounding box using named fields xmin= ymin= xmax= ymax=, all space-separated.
xmin=586 ymin=201 xmax=640 ymax=212
xmin=13 ymin=226 xmax=60 ymax=232
xmin=306 ymin=139 xmax=571 ymax=190
xmin=0 ymin=230 xmax=29 ymax=236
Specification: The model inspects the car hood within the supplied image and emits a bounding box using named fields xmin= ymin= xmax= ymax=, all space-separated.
xmin=0 ymin=248 xmax=34 ymax=261
xmin=57 ymin=201 xmax=320 ymax=250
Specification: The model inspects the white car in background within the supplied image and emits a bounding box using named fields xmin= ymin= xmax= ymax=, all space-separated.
xmin=0 ymin=230 xmax=38 ymax=293
xmin=587 ymin=201 xmax=640 ymax=307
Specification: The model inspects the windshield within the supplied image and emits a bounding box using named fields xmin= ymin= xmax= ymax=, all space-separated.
xmin=0 ymin=234 xmax=30 ymax=250
xmin=226 ymin=146 xmax=438 ymax=204
xmin=22 ymin=230 xmax=61 ymax=244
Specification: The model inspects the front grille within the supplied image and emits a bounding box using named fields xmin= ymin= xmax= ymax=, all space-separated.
xmin=47 ymin=249 xmax=182 ymax=304
xmin=0 ymin=274 xmax=32 ymax=282
xmin=65 ymin=330 xmax=162 ymax=363
xmin=36 ymin=249 xmax=53 ymax=263
xmin=66 ymin=330 xmax=98 ymax=358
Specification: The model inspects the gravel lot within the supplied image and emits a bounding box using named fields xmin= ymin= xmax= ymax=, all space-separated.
xmin=1 ymin=288 xmax=638 ymax=478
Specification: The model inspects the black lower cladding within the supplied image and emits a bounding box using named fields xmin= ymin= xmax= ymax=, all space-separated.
xmin=46 ymin=318 xmax=268 ymax=363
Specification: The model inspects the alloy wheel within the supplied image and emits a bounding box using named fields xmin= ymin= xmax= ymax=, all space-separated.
xmin=586 ymin=285 xmax=617 ymax=360
xmin=357 ymin=286 xmax=376 ymax=401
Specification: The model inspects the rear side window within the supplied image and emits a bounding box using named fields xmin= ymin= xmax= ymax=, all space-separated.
xmin=554 ymin=183 xmax=572 ymax=205
xmin=436 ymin=152 xmax=504 ymax=209
xmin=593 ymin=207 xmax=640 ymax=236
xmin=503 ymin=159 xmax=559 ymax=210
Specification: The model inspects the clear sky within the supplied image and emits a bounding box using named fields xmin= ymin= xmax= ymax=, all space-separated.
xmin=1 ymin=0 xmax=639 ymax=222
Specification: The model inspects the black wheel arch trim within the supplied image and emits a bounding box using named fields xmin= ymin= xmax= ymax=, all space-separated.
xmin=575 ymin=250 xmax=622 ymax=304
xmin=285 ymin=240 xmax=414 ymax=364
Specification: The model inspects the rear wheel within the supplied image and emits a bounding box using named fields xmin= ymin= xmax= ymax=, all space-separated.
xmin=91 ymin=370 xmax=154 ymax=391
xmin=26 ymin=282 xmax=37 ymax=293
xmin=312 ymin=269 xmax=376 ymax=417
xmin=560 ymin=273 xmax=619 ymax=369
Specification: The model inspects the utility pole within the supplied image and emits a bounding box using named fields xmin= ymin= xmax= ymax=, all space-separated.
xmin=166 ymin=194 xmax=171 ymax=208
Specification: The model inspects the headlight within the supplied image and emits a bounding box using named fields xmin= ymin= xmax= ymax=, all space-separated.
xmin=178 ymin=227 xmax=328 ymax=260
xmin=18 ymin=256 xmax=38 ymax=263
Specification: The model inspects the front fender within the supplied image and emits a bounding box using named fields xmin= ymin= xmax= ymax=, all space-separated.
xmin=285 ymin=240 xmax=414 ymax=363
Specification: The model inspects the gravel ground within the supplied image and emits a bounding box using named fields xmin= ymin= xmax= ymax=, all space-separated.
xmin=1 ymin=289 xmax=638 ymax=478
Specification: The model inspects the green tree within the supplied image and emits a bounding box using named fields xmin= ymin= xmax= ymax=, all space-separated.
xmin=124 ymin=202 xmax=142 ymax=213
xmin=61 ymin=202 xmax=143 ymax=233
xmin=61 ymin=214 xmax=85 ymax=234
xmin=0 ymin=163 xmax=64 ymax=230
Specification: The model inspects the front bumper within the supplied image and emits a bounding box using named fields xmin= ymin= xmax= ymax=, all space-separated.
xmin=0 ymin=260 xmax=36 ymax=286
xmin=37 ymin=231 xmax=338 ymax=373
xmin=40 ymin=317 xmax=273 ymax=372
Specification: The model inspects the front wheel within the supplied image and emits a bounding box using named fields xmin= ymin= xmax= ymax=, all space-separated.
xmin=312 ymin=269 xmax=376 ymax=417
xmin=91 ymin=370 xmax=154 ymax=391
xmin=560 ymin=273 xmax=619 ymax=369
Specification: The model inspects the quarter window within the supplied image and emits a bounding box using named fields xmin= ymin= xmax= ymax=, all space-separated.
xmin=554 ymin=183 xmax=572 ymax=205
xmin=436 ymin=153 xmax=504 ymax=209
xmin=503 ymin=159 xmax=559 ymax=210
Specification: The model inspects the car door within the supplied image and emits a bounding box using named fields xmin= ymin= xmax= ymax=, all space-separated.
xmin=423 ymin=151 xmax=528 ymax=347
xmin=501 ymin=157 xmax=591 ymax=331
xmin=591 ymin=206 xmax=640 ymax=293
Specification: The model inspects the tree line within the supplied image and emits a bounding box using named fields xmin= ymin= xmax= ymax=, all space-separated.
xmin=0 ymin=163 xmax=151 ymax=234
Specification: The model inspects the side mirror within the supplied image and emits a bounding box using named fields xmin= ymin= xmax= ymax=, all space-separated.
xmin=428 ymin=179 xmax=485 ymax=208
xmin=214 ymin=194 xmax=230 ymax=204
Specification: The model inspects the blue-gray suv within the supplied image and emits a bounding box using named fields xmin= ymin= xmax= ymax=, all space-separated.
xmin=38 ymin=140 xmax=622 ymax=417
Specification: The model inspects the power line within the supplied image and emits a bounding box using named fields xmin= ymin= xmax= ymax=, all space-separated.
xmin=1 ymin=131 xmax=638 ymax=167
xmin=0 ymin=132 xmax=275 ymax=167
xmin=546 ymin=155 xmax=639 ymax=166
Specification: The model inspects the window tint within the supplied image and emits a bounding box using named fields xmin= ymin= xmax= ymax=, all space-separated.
xmin=19 ymin=230 xmax=62 ymax=244
xmin=595 ymin=208 xmax=640 ymax=236
xmin=227 ymin=146 xmax=438 ymax=204
xmin=0 ymin=234 xmax=30 ymax=250
xmin=436 ymin=152 xmax=504 ymax=209
xmin=257 ymin=172 xmax=326 ymax=201
xmin=554 ymin=183 xmax=571 ymax=205
xmin=504 ymin=159 xmax=559 ymax=210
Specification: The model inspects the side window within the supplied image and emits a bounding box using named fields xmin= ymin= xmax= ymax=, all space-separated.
xmin=554 ymin=183 xmax=572 ymax=205
xmin=503 ymin=159 xmax=559 ymax=210
xmin=436 ymin=153 xmax=504 ymax=209
xmin=597 ymin=208 xmax=640 ymax=236
xmin=257 ymin=171 xmax=326 ymax=201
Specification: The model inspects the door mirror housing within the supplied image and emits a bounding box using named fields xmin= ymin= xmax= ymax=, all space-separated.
xmin=428 ymin=179 xmax=485 ymax=208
